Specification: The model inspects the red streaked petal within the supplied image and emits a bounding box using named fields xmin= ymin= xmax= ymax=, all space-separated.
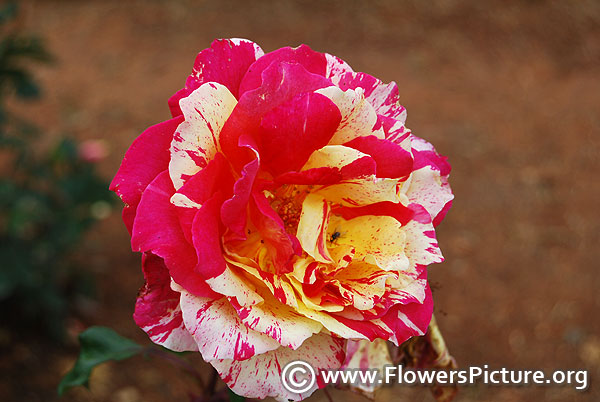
xmin=344 ymin=135 xmax=413 ymax=179
xmin=180 ymin=291 xmax=280 ymax=361
xmin=134 ymin=253 xmax=198 ymax=352
xmin=380 ymin=282 xmax=433 ymax=345
xmin=325 ymin=53 xmax=354 ymax=85
xmin=258 ymin=91 xmax=341 ymax=176
xmin=131 ymin=171 xmax=217 ymax=297
xmin=169 ymin=82 xmax=237 ymax=190
xmin=220 ymin=155 xmax=260 ymax=238
xmin=168 ymin=38 xmax=264 ymax=115
xmin=220 ymin=62 xmax=332 ymax=166
xmin=238 ymin=44 xmax=327 ymax=95
xmin=337 ymin=71 xmax=407 ymax=123
xmin=230 ymin=289 xmax=323 ymax=350
xmin=211 ymin=333 xmax=345 ymax=401
xmin=110 ymin=116 xmax=183 ymax=233
xmin=192 ymin=194 xmax=228 ymax=280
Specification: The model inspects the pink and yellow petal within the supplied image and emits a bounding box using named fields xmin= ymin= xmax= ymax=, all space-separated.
xmin=402 ymin=205 xmax=444 ymax=272
xmin=295 ymin=301 xmax=370 ymax=340
xmin=381 ymin=284 xmax=433 ymax=345
xmin=205 ymin=264 xmax=264 ymax=307
xmin=296 ymin=193 xmax=333 ymax=263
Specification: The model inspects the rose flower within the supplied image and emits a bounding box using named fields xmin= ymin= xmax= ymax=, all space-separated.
xmin=110 ymin=39 xmax=453 ymax=400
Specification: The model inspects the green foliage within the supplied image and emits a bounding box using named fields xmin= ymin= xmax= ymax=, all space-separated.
xmin=228 ymin=389 xmax=246 ymax=402
xmin=58 ymin=326 xmax=143 ymax=395
xmin=0 ymin=2 xmax=114 ymax=338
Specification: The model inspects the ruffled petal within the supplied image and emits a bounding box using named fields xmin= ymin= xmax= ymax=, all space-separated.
xmin=315 ymin=86 xmax=383 ymax=145
xmin=230 ymin=288 xmax=323 ymax=350
xmin=380 ymin=281 xmax=433 ymax=345
xmin=133 ymin=253 xmax=198 ymax=352
xmin=405 ymin=135 xmax=453 ymax=224
xmin=205 ymin=264 xmax=264 ymax=307
xmin=342 ymin=339 xmax=392 ymax=393
xmin=337 ymin=71 xmax=407 ymax=123
xmin=402 ymin=204 xmax=444 ymax=274
xmin=344 ymin=135 xmax=413 ymax=180
xmin=110 ymin=116 xmax=183 ymax=233
xmin=327 ymin=214 xmax=409 ymax=272
xmin=220 ymin=62 xmax=333 ymax=166
xmin=131 ymin=171 xmax=217 ymax=297
xmin=169 ymin=82 xmax=237 ymax=190
xmin=238 ymin=44 xmax=328 ymax=95
xmin=316 ymin=177 xmax=400 ymax=207
xmin=275 ymin=145 xmax=376 ymax=185
xmin=212 ymin=333 xmax=345 ymax=401
xmin=180 ymin=291 xmax=280 ymax=361
xmin=168 ymin=38 xmax=264 ymax=115
xmin=258 ymin=91 xmax=341 ymax=176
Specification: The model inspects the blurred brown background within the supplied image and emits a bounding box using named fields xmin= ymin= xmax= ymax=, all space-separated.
xmin=2 ymin=0 xmax=599 ymax=401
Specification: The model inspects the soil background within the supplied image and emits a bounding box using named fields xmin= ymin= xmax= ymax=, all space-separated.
xmin=1 ymin=0 xmax=599 ymax=401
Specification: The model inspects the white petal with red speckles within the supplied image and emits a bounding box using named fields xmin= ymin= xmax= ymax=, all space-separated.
xmin=386 ymin=276 xmax=428 ymax=304
xmin=212 ymin=333 xmax=346 ymax=401
xmin=342 ymin=339 xmax=392 ymax=393
xmin=169 ymin=82 xmax=237 ymax=189
xmin=403 ymin=215 xmax=443 ymax=273
xmin=325 ymin=53 xmax=354 ymax=85
xmin=316 ymin=86 xmax=384 ymax=145
xmin=316 ymin=177 xmax=400 ymax=207
xmin=179 ymin=291 xmax=280 ymax=362
xmin=402 ymin=166 xmax=454 ymax=221
xmin=233 ymin=288 xmax=323 ymax=350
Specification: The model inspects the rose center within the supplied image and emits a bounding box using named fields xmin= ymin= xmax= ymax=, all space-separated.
xmin=269 ymin=184 xmax=309 ymax=235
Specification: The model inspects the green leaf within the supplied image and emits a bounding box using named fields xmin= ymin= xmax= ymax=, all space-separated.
xmin=57 ymin=326 xmax=143 ymax=395
xmin=228 ymin=389 xmax=246 ymax=402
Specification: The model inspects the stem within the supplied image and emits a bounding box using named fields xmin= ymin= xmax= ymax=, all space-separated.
xmin=206 ymin=367 xmax=219 ymax=396
xmin=323 ymin=386 xmax=334 ymax=402
xmin=144 ymin=347 xmax=206 ymax=391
